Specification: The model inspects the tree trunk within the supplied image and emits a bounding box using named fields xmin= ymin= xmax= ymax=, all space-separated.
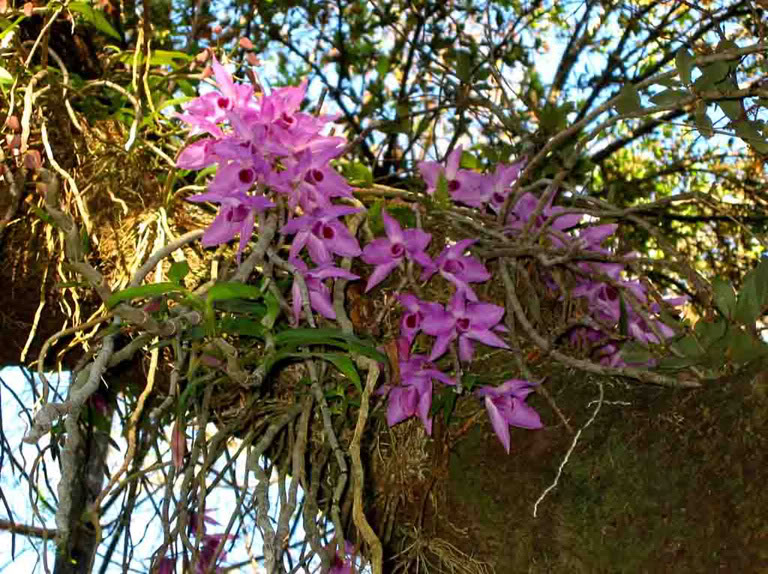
xmin=53 ymin=387 xmax=115 ymax=574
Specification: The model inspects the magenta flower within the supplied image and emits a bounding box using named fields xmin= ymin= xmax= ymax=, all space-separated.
xmin=485 ymin=160 xmax=525 ymax=213
xmin=475 ymin=380 xmax=543 ymax=453
xmin=381 ymin=346 xmax=453 ymax=435
xmin=397 ymin=293 xmax=443 ymax=344
xmin=175 ymin=57 xmax=254 ymax=136
xmin=271 ymin=144 xmax=352 ymax=210
xmin=418 ymin=145 xmax=483 ymax=201
xmin=281 ymin=205 xmax=362 ymax=264
xmin=196 ymin=533 xmax=233 ymax=574
xmin=176 ymin=138 xmax=218 ymax=170
xmin=328 ymin=541 xmax=357 ymax=574
xmin=361 ymin=211 xmax=434 ymax=291
xmin=157 ymin=556 xmax=175 ymax=574
xmin=290 ymin=258 xmax=359 ymax=322
xmin=187 ymin=190 xmax=275 ymax=259
xmin=421 ymin=239 xmax=490 ymax=301
xmin=577 ymin=223 xmax=618 ymax=251
xmin=421 ymin=292 xmax=509 ymax=362
xmin=505 ymin=192 xmax=582 ymax=235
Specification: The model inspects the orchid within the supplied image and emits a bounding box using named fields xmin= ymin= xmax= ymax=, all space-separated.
xmin=485 ymin=160 xmax=525 ymax=214
xmin=328 ymin=541 xmax=358 ymax=574
xmin=361 ymin=211 xmax=434 ymax=291
xmin=505 ymin=192 xmax=582 ymax=236
xmin=475 ymin=380 xmax=543 ymax=453
xmin=187 ymin=190 xmax=274 ymax=259
xmin=271 ymin=144 xmax=353 ymax=210
xmin=176 ymin=57 xmax=255 ymax=137
xmin=421 ymin=291 xmax=509 ymax=362
xmin=418 ymin=145 xmax=483 ymax=202
xmin=384 ymin=376 xmax=434 ymax=434
xmin=381 ymin=344 xmax=452 ymax=434
xmin=290 ymin=258 xmax=359 ymax=322
xmin=176 ymin=137 xmax=218 ymax=170
xmin=421 ymin=239 xmax=490 ymax=301
xmin=281 ymin=205 xmax=362 ymax=264
xmin=196 ymin=533 xmax=233 ymax=574
xmin=397 ymin=293 xmax=443 ymax=344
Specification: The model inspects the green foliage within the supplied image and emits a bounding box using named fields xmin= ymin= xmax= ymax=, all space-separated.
xmin=614 ymin=84 xmax=643 ymax=115
xmin=106 ymin=283 xmax=189 ymax=308
xmin=69 ymin=2 xmax=121 ymax=40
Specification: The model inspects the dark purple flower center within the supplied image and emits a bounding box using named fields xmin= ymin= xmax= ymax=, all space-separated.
xmin=238 ymin=168 xmax=254 ymax=184
xmin=390 ymin=243 xmax=405 ymax=257
xmin=217 ymin=96 xmax=230 ymax=110
xmin=492 ymin=192 xmax=506 ymax=204
xmin=606 ymin=286 xmax=619 ymax=301
xmin=448 ymin=179 xmax=461 ymax=192
xmin=304 ymin=168 xmax=325 ymax=184
xmin=321 ymin=224 xmax=335 ymax=240
xmin=404 ymin=312 xmax=422 ymax=329
xmin=456 ymin=317 xmax=471 ymax=332
xmin=280 ymin=112 xmax=295 ymax=125
xmin=226 ymin=204 xmax=249 ymax=223
xmin=443 ymin=259 xmax=465 ymax=274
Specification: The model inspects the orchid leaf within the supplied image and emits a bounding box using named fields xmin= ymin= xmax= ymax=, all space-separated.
xmin=168 ymin=261 xmax=190 ymax=284
xmin=712 ymin=277 xmax=736 ymax=318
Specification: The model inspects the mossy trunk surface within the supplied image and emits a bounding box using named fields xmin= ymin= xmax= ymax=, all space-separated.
xmin=426 ymin=371 xmax=768 ymax=573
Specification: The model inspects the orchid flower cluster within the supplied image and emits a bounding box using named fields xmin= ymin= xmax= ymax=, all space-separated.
xmin=175 ymin=57 xmax=680 ymax=456
xmin=418 ymin=146 xmax=686 ymax=369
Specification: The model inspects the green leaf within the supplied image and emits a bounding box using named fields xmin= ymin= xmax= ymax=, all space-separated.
xmin=149 ymin=50 xmax=193 ymax=66
xmin=693 ymin=61 xmax=729 ymax=92
xmin=434 ymin=173 xmax=451 ymax=208
xmin=672 ymin=336 xmax=704 ymax=358
xmin=694 ymin=319 xmax=727 ymax=347
xmin=367 ymin=199 xmax=385 ymax=236
xmin=727 ymin=330 xmax=768 ymax=364
xmin=460 ymin=151 xmax=479 ymax=169
xmin=649 ymin=89 xmax=689 ymax=106
xmin=0 ymin=65 xmax=13 ymax=85
xmin=614 ymin=84 xmax=643 ymax=115
xmin=455 ymin=50 xmax=473 ymax=83
xmin=620 ymin=341 xmax=653 ymax=365
xmin=618 ymin=293 xmax=629 ymax=337
xmin=376 ymin=56 xmax=390 ymax=77
xmin=0 ymin=16 xmax=27 ymax=41
xmin=717 ymin=99 xmax=743 ymax=121
xmin=322 ymin=353 xmax=361 ymax=392
xmin=106 ymin=283 xmax=188 ymax=308
xmin=206 ymin=282 xmax=262 ymax=303
xmin=168 ymin=261 xmax=190 ymax=284
xmin=220 ymin=317 xmax=265 ymax=338
xmin=261 ymin=290 xmax=280 ymax=330
xmin=675 ymin=47 xmax=695 ymax=85
xmin=344 ymin=162 xmax=373 ymax=188
xmin=734 ymin=270 xmax=762 ymax=325
xmin=69 ymin=2 xmax=121 ymax=40
xmin=732 ymin=120 xmax=768 ymax=154
xmin=711 ymin=277 xmax=736 ymax=318
xmin=657 ymin=356 xmax=696 ymax=371
xmin=694 ymin=102 xmax=714 ymax=138
xmin=754 ymin=258 xmax=768 ymax=305
xmin=273 ymin=328 xmax=386 ymax=362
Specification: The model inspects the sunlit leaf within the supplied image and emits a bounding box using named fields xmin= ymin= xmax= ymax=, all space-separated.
xmin=614 ymin=84 xmax=643 ymax=115
xmin=675 ymin=48 xmax=695 ymax=85
xmin=69 ymin=2 xmax=121 ymax=40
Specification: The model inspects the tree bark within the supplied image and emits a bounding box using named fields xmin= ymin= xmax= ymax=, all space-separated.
xmin=53 ymin=387 xmax=114 ymax=574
